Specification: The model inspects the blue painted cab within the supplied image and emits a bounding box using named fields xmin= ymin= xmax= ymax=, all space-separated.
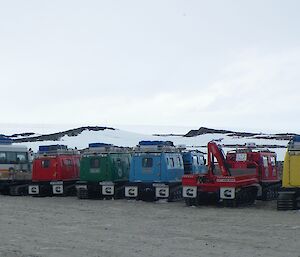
xmin=182 ymin=151 xmax=207 ymax=174
xmin=125 ymin=141 xmax=184 ymax=201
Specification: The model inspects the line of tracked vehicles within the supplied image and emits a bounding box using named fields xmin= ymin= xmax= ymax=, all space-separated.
xmin=182 ymin=141 xmax=280 ymax=207
xmin=125 ymin=141 xmax=206 ymax=201
xmin=76 ymin=143 xmax=131 ymax=199
xmin=28 ymin=145 xmax=80 ymax=196
xmin=4 ymin=135 xmax=300 ymax=212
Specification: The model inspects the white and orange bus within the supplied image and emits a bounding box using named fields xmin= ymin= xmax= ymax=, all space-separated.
xmin=0 ymin=137 xmax=32 ymax=195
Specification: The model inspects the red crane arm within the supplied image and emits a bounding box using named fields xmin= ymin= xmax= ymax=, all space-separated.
xmin=207 ymin=141 xmax=231 ymax=176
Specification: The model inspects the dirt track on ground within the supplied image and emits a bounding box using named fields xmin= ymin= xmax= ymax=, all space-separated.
xmin=0 ymin=196 xmax=300 ymax=257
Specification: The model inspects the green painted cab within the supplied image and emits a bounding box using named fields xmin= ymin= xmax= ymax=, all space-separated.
xmin=80 ymin=152 xmax=130 ymax=182
xmin=76 ymin=143 xmax=131 ymax=199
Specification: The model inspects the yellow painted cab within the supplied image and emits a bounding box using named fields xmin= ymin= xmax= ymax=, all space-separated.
xmin=277 ymin=136 xmax=300 ymax=210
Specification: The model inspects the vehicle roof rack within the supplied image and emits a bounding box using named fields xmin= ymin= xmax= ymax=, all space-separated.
xmin=227 ymin=148 xmax=275 ymax=154
xmin=133 ymin=140 xmax=180 ymax=153
xmin=37 ymin=144 xmax=79 ymax=156
xmin=83 ymin=143 xmax=131 ymax=155
xmin=182 ymin=149 xmax=205 ymax=155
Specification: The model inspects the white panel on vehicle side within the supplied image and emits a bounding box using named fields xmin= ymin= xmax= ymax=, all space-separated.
xmin=182 ymin=186 xmax=197 ymax=198
xmin=52 ymin=185 xmax=64 ymax=194
xmin=220 ymin=187 xmax=235 ymax=199
xmin=125 ymin=186 xmax=138 ymax=197
xmin=155 ymin=186 xmax=169 ymax=198
xmin=102 ymin=185 xmax=114 ymax=195
xmin=28 ymin=185 xmax=39 ymax=195
xmin=236 ymin=153 xmax=247 ymax=162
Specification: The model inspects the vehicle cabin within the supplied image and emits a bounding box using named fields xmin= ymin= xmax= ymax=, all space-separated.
xmin=29 ymin=145 xmax=80 ymax=196
xmin=226 ymin=148 xmax=278 ymax=182
xmin=125 ymin=141 xmax=184 ymax=201
xmin=282 ymin=136 xmax=300 ymax=188
xmin=80 ymin=143 xmax=130 ymax=183
xmin=76 ymin=143 xmax=131 ymax=199
xmin=181 ymin=151 xmax=207 ymax=174
xmin=129 ymin=141 xmax=184 ymax=183
xmin=32 ymin=145 xmax=80 ymax=182
xmin=277 ymin=136 xmax=300 ymax=210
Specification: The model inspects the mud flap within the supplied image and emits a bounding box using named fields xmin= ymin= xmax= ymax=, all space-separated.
xmin=125 ymin=186 xmax=138 ymax=198
xmin=183 ymin=186 xmax=197 ymax=198
xmin=153 ymin=184 xmax=169 ymax=198
xmin=52 ymin=184 xmax=64 ymax=195
xmin=101 ymin=185 xmax=115 ymax=196
xmin=50 ymin=181 xmax=64 ymax=195
xmin=220 ymin=187 xmax=235 ymax=200
xmin=28 ymin=185 xmax=39 ymax=195
xmin=277 ymin=191 xmax=297 ymax=210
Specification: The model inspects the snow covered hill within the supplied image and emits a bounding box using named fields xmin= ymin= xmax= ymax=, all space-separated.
xmin=2 ymin=126 xmax=291 ymax=161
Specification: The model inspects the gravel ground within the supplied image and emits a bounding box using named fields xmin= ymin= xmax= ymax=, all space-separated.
xmin=0 ymin=195 xmax=300 ymax=257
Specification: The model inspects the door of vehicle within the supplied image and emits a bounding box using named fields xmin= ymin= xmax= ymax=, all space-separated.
xmin=289 ymin=155 xmax=300 ymax=186
xmin=135 ymin=154 xmax=161 ymax=182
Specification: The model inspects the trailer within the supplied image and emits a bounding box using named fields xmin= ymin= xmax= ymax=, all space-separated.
xmin=0 ymin=136 xmax=32 ymax=195
xmin=182 ymin=141 xmax=259 ymax=207
xmin=28 ymin=145 xmax=80 ymax=196
xmin=125 ymin=141 xmax=184 ymax=201
xmin=76 ymin=143 xmax=131 ymax=199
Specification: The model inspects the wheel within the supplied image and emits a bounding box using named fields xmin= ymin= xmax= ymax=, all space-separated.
xmin=185 ymin=198 xmax=195 ymax=206
xmin=223 ymin=199 xmax=237 ymax=207
xmin=77 ymin=188 xmax=89 ymax=199
xmin=277 ymin=192 xmax=296 ymax=210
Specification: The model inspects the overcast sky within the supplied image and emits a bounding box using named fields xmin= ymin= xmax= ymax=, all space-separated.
xmin=0 ymin=0 xmax=300 ymax=133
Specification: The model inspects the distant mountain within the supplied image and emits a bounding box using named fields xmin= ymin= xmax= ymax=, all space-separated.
xmin=9 ymin=126 xmax=115 ymax=143
xmin=183 ymin=127 xmax=296 ymax=140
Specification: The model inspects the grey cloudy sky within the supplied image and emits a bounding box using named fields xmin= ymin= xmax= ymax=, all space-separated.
xmin=1 ymin=0 xmax=300 ymax=133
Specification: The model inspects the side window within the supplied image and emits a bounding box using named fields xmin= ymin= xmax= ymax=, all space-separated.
xmin=199 ymin=156 xmax=204 ymax=165
xmin=42 ymin=159 xmax=50 ymax=168
xmin=177 ymin=156 xmax=182 ymax=167
xmin=116 ymin=158 xmax=121 ymax=167
xmin=90 ymin=158 xmax=100 ymax=169
xmin=142 ymin=158 xmax=153 ymax=168
xmin=270 ymin=156 xmax=276 ymax=166
xmin=262 ymin=156 xmax=268 ymax=168
xmin=7 ymin=152 xmax=17 ymax=164
xmin=0 ymin=152 xmax=6 ymax=163
xmin=193 ymin=156 xmax=198 ymax=166
xmin=17 ymin=152 xmax=27 ymax=164
xmin=76 ymin=159 xmax=80 ymax=167
xmin=170 ymin=157 xmax=174 ymax=168
xmin=63 ymin=159 xmax=72 ymax=166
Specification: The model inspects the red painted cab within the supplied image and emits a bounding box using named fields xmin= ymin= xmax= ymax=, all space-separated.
xmin=226 ymin=145 xmax=280 ymax=200
xmin=29 ymin=145 xmax=80 ymax=196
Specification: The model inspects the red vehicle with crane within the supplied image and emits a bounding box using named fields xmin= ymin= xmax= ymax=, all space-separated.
xmin=182 ymin=141 xmax=279 ymax=206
